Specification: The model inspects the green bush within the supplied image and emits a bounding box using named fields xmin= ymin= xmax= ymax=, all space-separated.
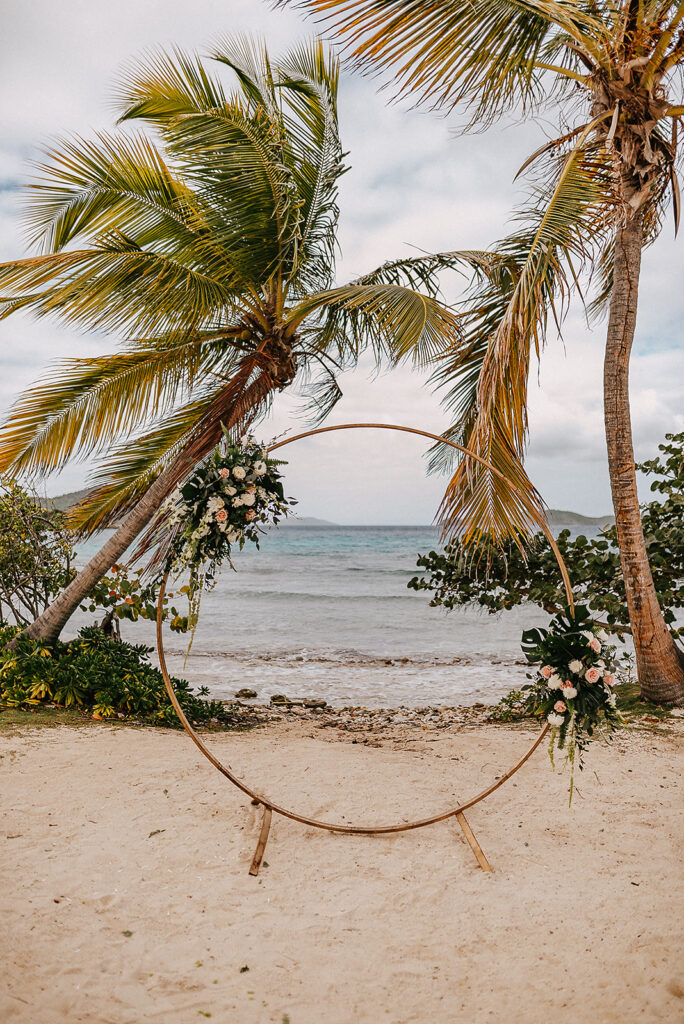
xmin=0 ymin=623 xmax=235 ymax=727
xmin=409 ymin=432 xmax=684 ymax=638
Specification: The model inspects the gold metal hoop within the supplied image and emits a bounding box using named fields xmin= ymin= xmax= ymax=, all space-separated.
xmin=156 ymin=423 xmax=574 ymax=871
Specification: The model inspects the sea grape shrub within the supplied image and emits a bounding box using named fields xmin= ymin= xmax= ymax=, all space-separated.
xmin=0 ymin=624 xmax=232 ymax=726
xmin=0 ymin=483 xmax=187 ymax=636
xmin=0 ymin=480 xmax=75 ymax=626
xmin=409 ymin=432 xmax=684 ymax=638
xmin=84 ymin=564 xmax=190 ymax=635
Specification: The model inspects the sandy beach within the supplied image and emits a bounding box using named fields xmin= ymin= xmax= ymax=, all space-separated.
xmin=1 ymin=715 xmax=682 ymax=1024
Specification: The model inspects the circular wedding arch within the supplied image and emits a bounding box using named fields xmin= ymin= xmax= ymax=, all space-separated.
xmin=156 ymin=423 xmax=575 ymax=872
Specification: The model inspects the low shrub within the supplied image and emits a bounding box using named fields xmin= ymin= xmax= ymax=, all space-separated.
xmin=0 ymin=623 xmax=235 ymax=727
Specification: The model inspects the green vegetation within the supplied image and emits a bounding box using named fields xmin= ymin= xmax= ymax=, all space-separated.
xmin=83 ymin=563 xmax=190 ymax=638
xmin=0 ymin=623 xmax=234 ymax=727
xmin=0 ymin=479 xmax=74 ymax=625
xmin=0 ymin=480 xmax=188 ymax=639
xmin=410 ymin=434 xmax=684 ymax=658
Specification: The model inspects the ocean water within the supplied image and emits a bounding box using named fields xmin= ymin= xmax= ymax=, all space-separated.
xmin=68 ymin=525 xmax=596 ymax=708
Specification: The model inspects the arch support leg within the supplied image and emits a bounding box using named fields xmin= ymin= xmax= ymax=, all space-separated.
xmin=455 ymin=811 xmax=492 ymax=872
xmin=249 ymin=805 xmax=272 ymax=876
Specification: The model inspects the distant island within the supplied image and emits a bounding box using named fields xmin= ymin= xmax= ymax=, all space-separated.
xmin=546 ymin=509 xmax=614 ymax=527
xmin=42 ymin=489 xmax=613 ymax=529
xmin=281 ymin=516 xmax=337 ymax=527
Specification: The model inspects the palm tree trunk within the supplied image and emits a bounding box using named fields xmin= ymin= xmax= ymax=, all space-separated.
xmin=19 ymin=452 xmax=194 ymax=644
xmin=604 ymin=208 xmax=684 ymax=705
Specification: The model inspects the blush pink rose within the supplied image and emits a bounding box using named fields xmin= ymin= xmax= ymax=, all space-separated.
xmin=553 ymin=700 xmax=567 ymax=713
xmin=540 ymin=665 xmax=552 ymax=679
xmin=588 ymin=637 xmax=601 ymax=653
xmin=603 ymin=673 xmax=615 ymax=687
xmin=219 ymin=468 xmax=230 ymax=478
xmin=245 ymin=509 xmax=256 ymax=521
xmin=585 ymin=667 xmax=601 ymax=684
xmin=215 ymin=509 xmax=228 ymax=522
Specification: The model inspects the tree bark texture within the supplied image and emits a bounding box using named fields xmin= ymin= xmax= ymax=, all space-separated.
xmin=604 ymin=209 xmax=684 ymax=704
xmin=21 ymin=452 xmax=194 ymax=644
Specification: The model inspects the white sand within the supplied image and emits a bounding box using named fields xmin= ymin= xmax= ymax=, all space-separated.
xmin=1 ymin=718 xmax=683 ymax=1023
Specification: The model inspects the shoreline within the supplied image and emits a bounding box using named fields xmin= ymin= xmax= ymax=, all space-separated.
xmin=3 ymin=680 xmax=682 ymax=737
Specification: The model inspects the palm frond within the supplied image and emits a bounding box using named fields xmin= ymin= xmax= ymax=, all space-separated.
xmin=69 ymin=349 xmax=279 ymax=534
xmin=287 ymin=1 xmax=606 ymax=121
xmin=291 ymin=349 xmax=345 ymax=424
xmin=289 ymin=282 xmax=462 ymax=368
xmin=116 ymin=46 xmax=228 ymax=123
xmin=0 ymin=246 xmax=237 ymax=337
xmin=24 ymin=131 xmax=199 ymax=254
xmin=274 ymin=39 xmax=346 ymax=290
xmin=0 ymin=335 xmax=238 ymax=476
xmin=432 ymin=131 xmax=618 ymax=545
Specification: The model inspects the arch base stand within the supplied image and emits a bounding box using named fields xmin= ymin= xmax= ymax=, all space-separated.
xmin=454 ymin=811 xmax=493 ymax=872
xmin=249 ymin=805 xmax=272 ymax=876
xmin=246 ymin=803 xmax=492 ymax=876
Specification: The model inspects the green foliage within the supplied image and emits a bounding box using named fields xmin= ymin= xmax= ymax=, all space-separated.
xmin=503 ymin=604 xmax=623 ymax=800
xmin=0 ymin=479 xmax=76 ymax=626
xmin=409 ymin=433 xmax=684 ymax=638
xmin=0 ymin=623 xmax=233 ymax=726
xmin=0 ymin=482 xmax=188 ymax=635
xmin=83 ymin=563 xmax=190 ymax=634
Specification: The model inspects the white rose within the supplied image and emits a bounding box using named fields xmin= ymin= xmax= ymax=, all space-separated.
xmin=548 ymin=674 xmax=563 ymax=690
xmin=253 ymin=460 xmax=267 ymax=475
xmin=223 ymin=484 xmax=237 ymax=496
xmin=241 ymin=491 xmax=256 ymax=506
xmin=547 ymin=713 xmax=565 ymax=727
xmin=232 ymin=466 xmax=247 ymax=480
xmin=568 ymin=660 xmax=583 ymax=675
xmin=561 ymin=686 xmax=578 ymax=699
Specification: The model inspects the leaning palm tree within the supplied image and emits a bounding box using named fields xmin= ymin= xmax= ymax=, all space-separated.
xmin=292 ymin=0 xmax=684 ymax=704
xmin=0 ymin=36 xmax=465 ymax=643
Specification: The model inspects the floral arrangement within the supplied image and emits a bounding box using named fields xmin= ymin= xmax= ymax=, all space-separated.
xmin=163 ymin=432 xmax=294 ymax=648
xmin=520 ymin=605 xmax=624 ymax=800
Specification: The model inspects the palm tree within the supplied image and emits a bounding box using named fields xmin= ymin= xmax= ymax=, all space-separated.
xmin=292 ymin=0 xmax=684 ymax=704
xmin=0 ymin=36 xmax=465 ymax=644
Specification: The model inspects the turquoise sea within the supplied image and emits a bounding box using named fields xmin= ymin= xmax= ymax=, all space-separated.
xmin=69 ymin=524 xmax=599 ymax=708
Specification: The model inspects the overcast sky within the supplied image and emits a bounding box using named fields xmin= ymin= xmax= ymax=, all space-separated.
xmin=1 ymin=0 xmax=682 ymax=523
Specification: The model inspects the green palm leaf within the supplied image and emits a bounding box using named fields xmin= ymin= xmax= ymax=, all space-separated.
xmin=0 ymin=336 xmax=237 ymax=476
xmin=291 ymin=281 xmax=462 ymax=367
